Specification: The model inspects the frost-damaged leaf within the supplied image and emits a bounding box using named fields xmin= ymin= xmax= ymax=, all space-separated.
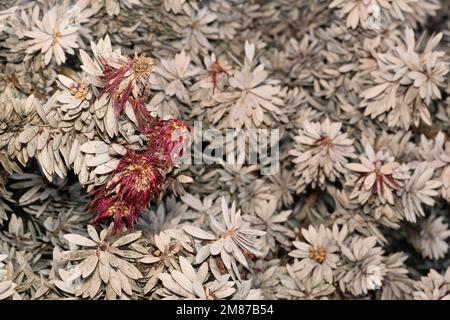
xmin=53 ymin=280 xmax=75 ymax=294
xmin=158 ymin=273 xmax=192 ymax=298
xmin=360 ymin=83 xmax=390 ymax=100
xmin=144 ymin=274 xmax=159 ymax=294
xmin=179 ymin=256 xmax=196 ymax=281
xmin=0 ymin=281 xmax=15 ymax=300
xmin=177 ymin=175 xmax=194 ymax=184
xmin=86 ymin=153 xmax=112 ymax=167
xmin=18 ymin=185 xmax=41 ymax=205
xmin=87 ymin=225 xmax=100 ymax=243
xmin=89 ymin=268 xmax=102 ymax=298
xmin=169 ymin=269 xmax=193 ymax=293
xmin=108 ymin=248 xmax=143 ymax=259
xmin=111 ymin=144 xmax=127 ymax=156
xmin=109 ymin=268 xmax=122 ymax=296
xmin=117 ymin=270 xmax=133 ymax=295
xmin=245 ymin=41 xmax=255 ymax=62
xmin=196 ymin=244 xmax=211 ymax=264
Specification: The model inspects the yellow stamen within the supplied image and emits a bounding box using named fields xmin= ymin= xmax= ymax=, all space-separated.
xmin=308 ymin=246 xmax=327 ymax=264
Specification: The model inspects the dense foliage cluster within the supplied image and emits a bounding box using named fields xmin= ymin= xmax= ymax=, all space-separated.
xmin=1 ymin=0 xmax=450 ymax=300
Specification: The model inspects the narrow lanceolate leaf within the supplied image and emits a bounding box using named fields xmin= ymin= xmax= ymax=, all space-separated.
xmin=115 ymin=258 xmax=143 ymax=280
xmin=93 ymin=159 xmax=120 ymax=174
xmin=81 ymin=254 xmax=99 ymax=278
xmin=346 ymin=163 xmax=371 ymax=173
xmin=144 ymin=275 xmax=159 ymax=294
xmin=108 ymin=248 xmax=143 ymax=259
xmin=53 ymin=280 xmax=75 ymax=294
xmin=192 ymin=281 xmax=206 ymax=300
xmin=18 ymin=185 xmax=41 ymax=204
xmin=140 ymin=256 xmax=160 ymax=264
xmin=179 ymin=256 xmax=196 ymax=281
xmin=169 ymin=269 xmax=193 ymax=294
xmin=87 ymin=225 xmax=100 ymax=243
xmin=177 ymin=175 xmax=194 ymax=184
xmin=80 ymin=141 xmax=109 ymax=154
xmin=98 ymin=251 xmax=110 ymax=283
xmin=86 ymin=153 xmax=112 ymax=167
xmin=63 ymin=250 xmax=97 ymax=261
xmin=158 ymin=273 xmax=192 ymax=298
xmin=183 ymin=225 xmax=216 ymax=240
xmin=108 ymin=268 xmax=122 ymax=296
xmin=117 ymin=270 xmax=133 ymax=296
xmin=89 ymin=268 xmax=102 ymax=299
xmin=111 ymin=144 xmax=127 ymax=156
xmin=18 ymin=127 xmax=38 ymax=144
xmin=360 ymin=83 xmax=390 ymax=100
xmin=111 ymin=232 xmax=142 ymax=247
xmin=64 ymin=234 xmax=98 ymax=247
xmin=196 ymin=244 xmax=211 ymax=264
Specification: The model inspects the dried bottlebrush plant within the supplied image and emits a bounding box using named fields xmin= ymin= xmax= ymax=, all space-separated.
xmin=1 ymin=0 xmax=450 ymax=301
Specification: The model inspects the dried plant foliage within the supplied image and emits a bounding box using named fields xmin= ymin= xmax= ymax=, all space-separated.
xmin=1 ymin=0 xmax=450 ymax=301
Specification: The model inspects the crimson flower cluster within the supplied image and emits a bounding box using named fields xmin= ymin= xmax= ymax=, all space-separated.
xmin=90 ymin=118 xmax=190 ymax=232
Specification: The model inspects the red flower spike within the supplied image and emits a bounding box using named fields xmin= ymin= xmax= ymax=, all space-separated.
xmin=109 ymin=151 xmax=165 ymax=204
xmin=89 ymin=117 xmax=191 ymax=233
xmin=90 ymin=52 xmax=191 ymax=232
xmin=144 ymin=118 xmax=191 ymax=164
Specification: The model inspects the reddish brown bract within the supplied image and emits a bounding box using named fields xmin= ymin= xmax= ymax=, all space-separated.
xmin=210 ymin=61 xmax=229 ymax=94
xmin=99 ymin=54 xmax=154 ymax=126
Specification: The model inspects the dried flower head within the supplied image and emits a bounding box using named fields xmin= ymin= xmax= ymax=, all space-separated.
xmin=289 ymin=225 xmax=339 ymax=283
